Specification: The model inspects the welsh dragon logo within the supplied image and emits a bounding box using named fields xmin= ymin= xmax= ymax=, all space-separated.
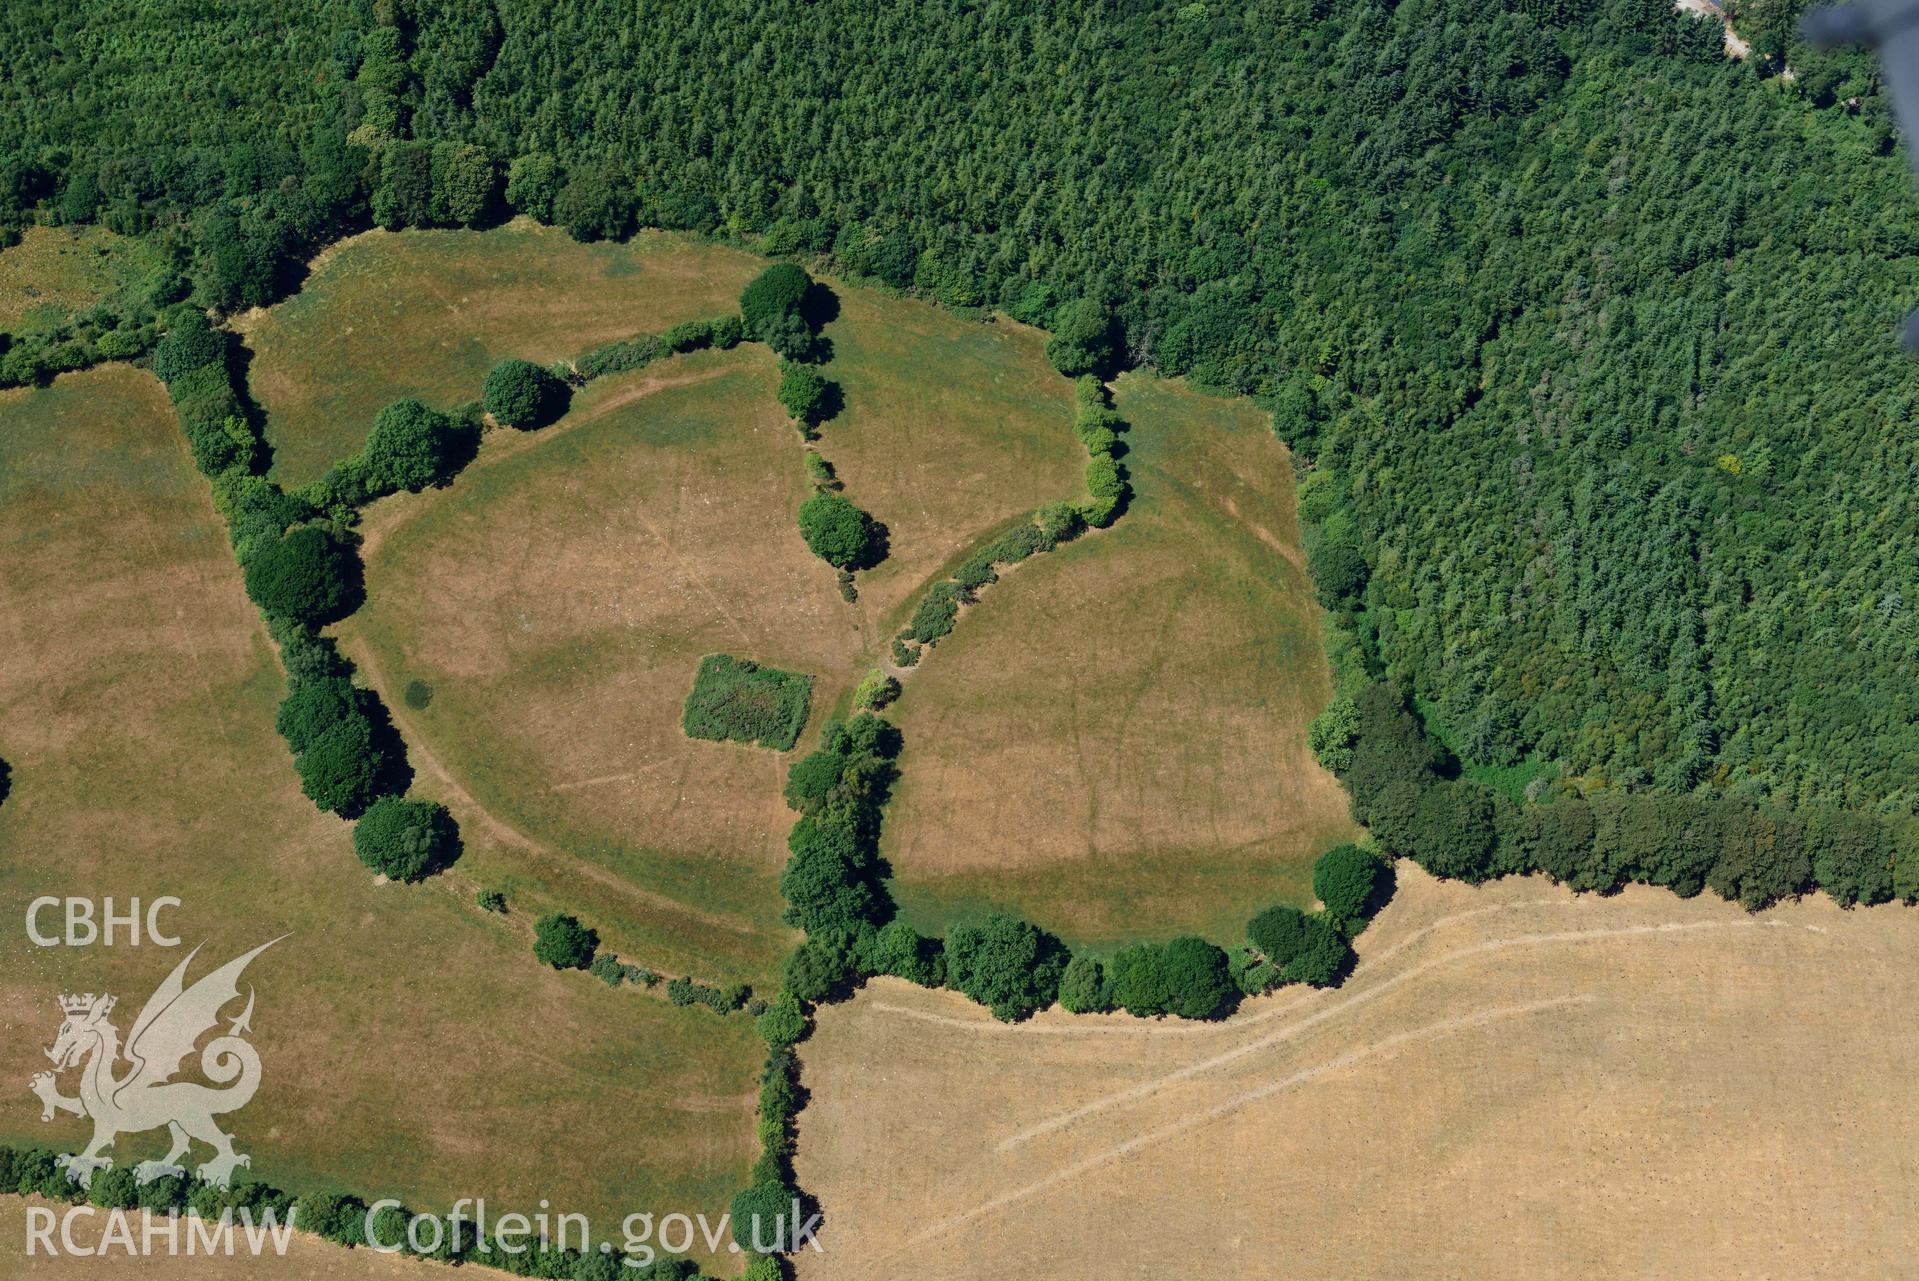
xmin=28 ymin=939 xmax=281 ymax=1189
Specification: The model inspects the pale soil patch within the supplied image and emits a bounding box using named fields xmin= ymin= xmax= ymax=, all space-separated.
xmin=796 ymin=863 xmax=1919 ymax=1280
xmin=880 ymin=372 xmax=1357 ymax=947
xmin=343 ymin=347 xmax=855 ymax=988
xmin=236 ymin=221 xmax=767 ymax=486
xmin=0 ymin=368 xmax=760 ymax=1249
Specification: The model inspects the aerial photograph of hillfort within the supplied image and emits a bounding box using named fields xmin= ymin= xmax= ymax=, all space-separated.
xmin=2 ymin=0 xmax=1918 ymax=1276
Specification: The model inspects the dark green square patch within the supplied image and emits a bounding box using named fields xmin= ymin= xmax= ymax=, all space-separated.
xmin=680 ymin=654 xmax=814 ymax=751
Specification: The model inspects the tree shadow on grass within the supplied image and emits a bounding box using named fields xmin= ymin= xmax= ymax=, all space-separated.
xmin=800 ymin=281 xmax=841 ymax=330
xmin=851 ymin=516 xmax=891 ymax=572
xmin=358 ymin=689 xmax=416 ymax=803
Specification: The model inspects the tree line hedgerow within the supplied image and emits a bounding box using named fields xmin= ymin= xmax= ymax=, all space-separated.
xmin=531 ymin=911 xmax=754 ymax=1017
xmin=1307 ymin=669 xmax=1919 ymax=910
xmin=148 ymin=278 xmax=794 ymax=887
xmin=147 ymin=308 xmax=461 ymax=879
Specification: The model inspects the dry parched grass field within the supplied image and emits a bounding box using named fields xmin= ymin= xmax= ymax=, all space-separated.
xmin=339 ymin=257 xmax=1090 ymax=990
xmin=796 ymin=863 xmax=1919 ymax=1280
xmin=343 ymin=346 xmax=845 ymax=989
xmin=882 ymin=372 xmax=1358 ymax=948
xmin=236 ymin=222 xmax=767 ymax=486
xmin=813 ymin=287 xmax=1087 ymax=627
xmin=0 ymin=367 xmax=761 ymax=1259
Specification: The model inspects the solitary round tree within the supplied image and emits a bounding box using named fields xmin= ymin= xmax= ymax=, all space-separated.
xmin=363 ymin=399 xmax=463 ymax=492
xmin=1412 ymin=779 xmax=1498 ymax=882
xmin=483 ymin=358 xmax=566 ymax=429
xmin=1057 ymin=953 xmax=1108 ymax=1014
xmin=242 ymin=526 xmax=360 ymax=625
xmin=533 ymin=912 xmax=598 ymax=969
xmin=352 ymin=796 xmax=460 ymax=882
xmin=1160 ymin=935 xmax=1233 ymax=1020
xmin=797 ymin=492 xmax=878 ymax=569
xmin=1309 ymin=540 xmax=1369 ymax=609
xmin=1246 ymin=903 xmax=1314 ymax=966
xmin=1043 ymin=297 xmax=1117 ymax=376
xmin=293 ymin=714 xmax=386 ymax=818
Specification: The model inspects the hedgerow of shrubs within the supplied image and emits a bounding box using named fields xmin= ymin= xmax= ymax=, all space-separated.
xmin=151 ymin=312 xmax=439 ymax=842
xmin=662 ymin=313 xmax=743 ymax=353
xmin=589 ymin=953 xmax=660 ymax=988
xmin=894 ymin=504 xmax=1083 ymax=660
xmin=305 ymin=398 xmax=473 ymax=511
xmin=666 ymin=975 xmax=751 ymax=1013
xmin=0 ymin=251 xmax=172 ymax=390
xmin=153 ymin=310 xmax=261 ymax=475
xmin=574 ymin=333 xmax=664 ymax=380
xmin=1072 ymin=375 xmax=1129 ymax=527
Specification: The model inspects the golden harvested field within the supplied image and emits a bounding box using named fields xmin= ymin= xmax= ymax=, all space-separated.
xmin=881 ymin=372 xmax=1358 ymax=948
xmin=236 ymin=222 xmax=766 ymax=486
xmin=795 ymin=863 xmax=1919 ymax=1280
xmin=0 ymin=367 xmax=760 ymax=1258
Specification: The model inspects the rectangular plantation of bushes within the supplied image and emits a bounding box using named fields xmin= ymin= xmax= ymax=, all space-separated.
xmin=680 ymin=653 xmax=814 ymax=751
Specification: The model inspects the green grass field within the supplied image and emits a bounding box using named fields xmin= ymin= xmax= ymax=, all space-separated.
xmin=0 ymin=224 xmax=155 ymax=332
xmin=879 ymin=372 xmax=1360 ymax=950
xmin=0 ymin=366 xmax=761 ymax=1263
xmin=237 ymin=221 xmax=767 ymax=487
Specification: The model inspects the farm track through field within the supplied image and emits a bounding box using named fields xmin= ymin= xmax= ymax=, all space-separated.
xmin=881 ymin=995 xmax=1593 ymax=1261
xmin=794 ymin=866 xmax=1912 ymax=1280
xmin=996 ymin=913 xmax=1776 ymax=1152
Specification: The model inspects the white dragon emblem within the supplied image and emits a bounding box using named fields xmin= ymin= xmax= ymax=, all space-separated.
xmin=28 ymin=938 xmax=282 ymax=1189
